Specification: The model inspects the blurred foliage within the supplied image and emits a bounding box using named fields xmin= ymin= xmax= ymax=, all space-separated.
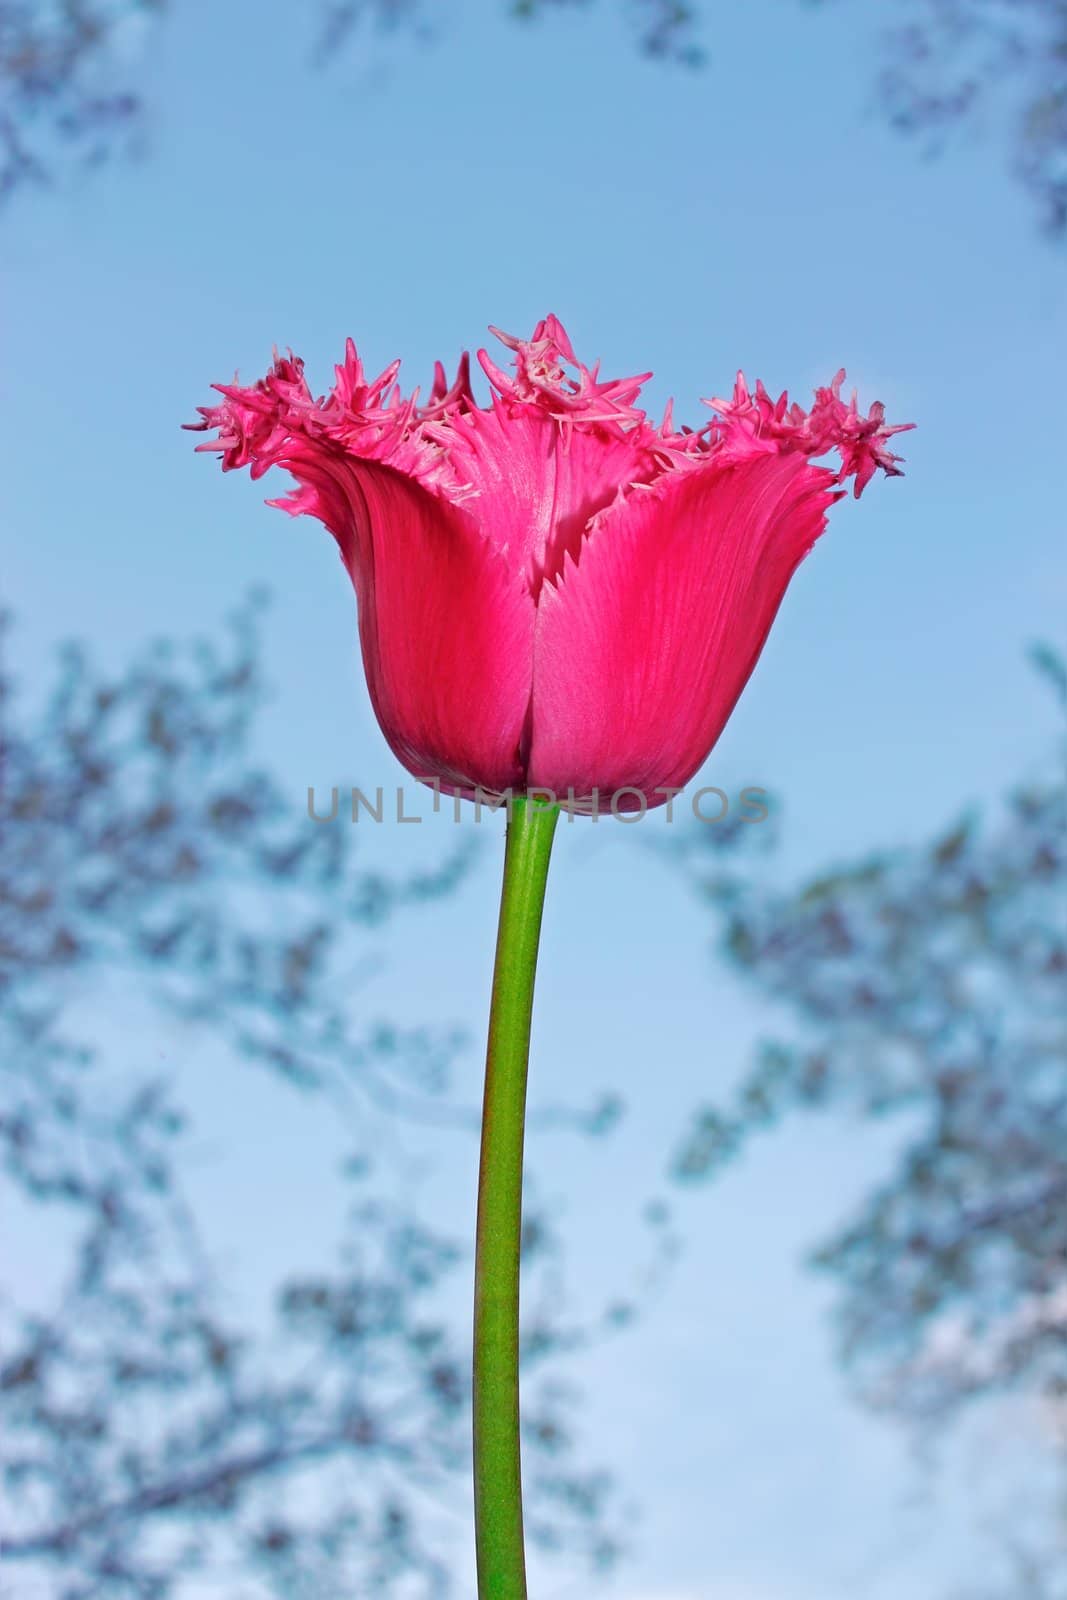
xmin=0 ymin=0 xmax=154 ymax=198
xmin=507 ymin=0 xmax=703 ymax=62
xmin=3 ymin=0 xmax=1066 ymax=234
xmin=0 ymin=598 xmax=633 ymax=1598
xmin=833 ymin=0 xmax=1067 ymax=237
xmin=672 ymin=648 xmax=1067 ymax=1595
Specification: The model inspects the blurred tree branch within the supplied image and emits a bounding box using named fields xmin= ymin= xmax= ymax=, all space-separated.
xmin=0 ymin=0 xmax=702 ymax=204
xmin=825 ymin=0 xmax=1067 ymax=237
xmin=0 ymin=0 xmax=154 ymax=199
xmin=671 ymin=647 xmax=1067 ymax=1595
xmin=4 ymin=1 xmax=1066 ymax=236
xmin=0 ymin=598 xmax=636 ymax=1597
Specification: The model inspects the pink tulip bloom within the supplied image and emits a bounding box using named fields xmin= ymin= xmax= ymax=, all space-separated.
xmin=190 ymin=317 xmax=911 ymax=812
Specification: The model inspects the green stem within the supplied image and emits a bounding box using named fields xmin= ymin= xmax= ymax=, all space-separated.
xmin=474 ymin=795 xmax=560 ymax=1600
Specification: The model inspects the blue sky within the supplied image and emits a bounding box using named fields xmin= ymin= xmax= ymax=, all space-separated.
xmin=4 ymin=0 xmax=1066 ymax=1595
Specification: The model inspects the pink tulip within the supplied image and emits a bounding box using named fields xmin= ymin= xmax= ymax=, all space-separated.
xmin=190 ymin=316 xmax=911 ymax=811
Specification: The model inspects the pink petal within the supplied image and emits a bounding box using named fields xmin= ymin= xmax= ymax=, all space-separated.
xmin=431 ymin=402 xmax=664 ymax=596
xmin=528 ymin=452 xmax=835 ymax=808
xmin=188 ymin=352 xmax=535 ymax=794
xmin=310 ymin=461 xmax=535 ymax=796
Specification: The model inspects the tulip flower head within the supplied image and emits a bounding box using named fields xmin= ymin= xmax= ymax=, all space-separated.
xmin=190 ymin=316 xmax=911 ymax=812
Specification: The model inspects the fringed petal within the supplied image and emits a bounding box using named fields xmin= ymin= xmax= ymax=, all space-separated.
xmin=703 ymin=370 xmax=915 ymax=497
xmin=528 ymin=452 xmax=835 ymax=809
xmin=187 ymin=357 xmax=534 ymax=794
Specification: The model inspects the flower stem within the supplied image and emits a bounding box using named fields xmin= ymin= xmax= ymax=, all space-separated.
xmin=474 ymin=795 xmax=560 ymax=1600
